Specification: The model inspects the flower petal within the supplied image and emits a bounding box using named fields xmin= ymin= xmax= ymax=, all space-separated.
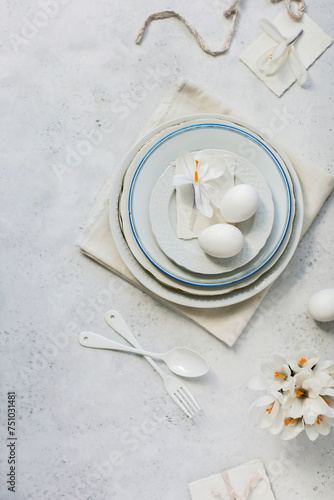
xmin=288 ymin=46 xmax=307 ymax=86
xmin=310 ymin=396 xmax=334 ymax=418
xmin=303 ymin=408 xmax=318 ymax=425
xmin=177 ymin=150 xmax=195 ymax=178
xmin=316 ymin=360 xmax=334 ymax=371
xmin=270 ymin=41 xmax=289 ymax=63
xmin=194 ymin=185 xmax=213 ymax=218
xmin=257 ymin=44 xmax=289 ymax=76
xmin=289 ymin=397 xmax=305 ymax=418
xmin=196 ymin=156 xmax=209 ymax=180
xmin=321 ymin=387 xmax=334 ymax=396
xmin=259 ymin=19 xmax=285 ymax=43
xmin=270 ymin=408 xmax=285 ymax=435
xmin=257 ymin=47 xmax=275 ymax=73
xmin=281 ymin=419 xmax=304 ymax=440
xmin=317 ymin=417 xmax=331 ymax=436
xmin=303 ymin=377 xmax=322 ymax=397
xmin=305 ymin=424 xmax=319 ymax=441
xmin=254 ymin=394 xmax=277 ymax=407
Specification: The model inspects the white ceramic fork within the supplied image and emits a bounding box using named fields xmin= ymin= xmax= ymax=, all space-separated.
xmin=105 ymin=309 xmax=201 ymax=418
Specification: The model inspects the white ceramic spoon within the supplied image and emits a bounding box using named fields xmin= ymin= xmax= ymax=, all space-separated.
xmin=79 ymin=331 xmax=209 ymax=378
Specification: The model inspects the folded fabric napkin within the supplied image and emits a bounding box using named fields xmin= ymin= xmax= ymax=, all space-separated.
xmin=240 ymin=11 xmax=332 ymax=97
xmin=77 ymin=79 xmax=334 ymax=346
xmin=188 ymin=459 xmax=275 ymax=500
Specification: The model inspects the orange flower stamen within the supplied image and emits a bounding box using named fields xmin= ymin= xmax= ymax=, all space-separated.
xmin=266 ymin=402 xmax=275 ymax=414
xmin=274 ymin=371 xmax=285 ymax=379
xmin=316 ymin=415 xmax=323 ymax=425
xmin=284 ymin=417 xmax=298 ymax=427
xmin=194 ymin=160 xmax=199 ymax=183
xmin=321 ymin=395 xmax=331 ymax=406
xmin=295 ymin=389 xmax=306 ymax=398
xmin=299 ymin=357 xmax=307 ymax=365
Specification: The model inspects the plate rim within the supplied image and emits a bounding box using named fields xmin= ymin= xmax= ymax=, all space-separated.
xmin=122 ymin=114 xmax=296 ymax=287
xmin=109 ymin=113 xmax=304 ymax=308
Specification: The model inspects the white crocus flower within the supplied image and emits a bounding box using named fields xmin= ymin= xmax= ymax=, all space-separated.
xmin=303 ymin=380 xmax=334 ymax=425
xmin=284 ymin=371 xmax=334 ymax=421
xmin=249 ymin=391 xmax=285 ymax=435
xmin=249 ymin=348 xmax=334 ymax=440
xmin=173 ymin=151 xmax=226 ymax=218
xmin=288 ymin=347 xmax=319 ymax=374
xmin=257 ymin=18 xmax=307 ymax=86
xmin=261 ymin=354 xmax=294 ymax=392
xmin=305 ymin=414 xmax=334 ymax=441
xmin=280 ymin=416 xmax=304 ymax=440
xmin=248 ymin=354 xmax=294 ymax=393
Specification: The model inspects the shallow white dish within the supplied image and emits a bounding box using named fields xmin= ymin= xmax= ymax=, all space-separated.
xmin=120 ymin=115 xmax=295 ymax=288
xmin=149 ymin=150 xmax=275 ymax=275
xmin=109 ymin=114 xmax=303 ymax=307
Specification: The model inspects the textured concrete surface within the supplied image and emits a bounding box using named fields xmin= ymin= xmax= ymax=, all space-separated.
xmin=1 ymin=1 xmax=333 ymax=499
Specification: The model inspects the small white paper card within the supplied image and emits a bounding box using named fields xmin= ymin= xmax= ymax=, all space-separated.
xmin=240 ymin=12 xmax=332 ymax=96
xmin=188 ymin=459 xmax=276 ymax=500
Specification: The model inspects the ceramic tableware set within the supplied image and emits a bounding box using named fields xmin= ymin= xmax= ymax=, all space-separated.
xmin=108 ymin=113 xmax=303 ymax=308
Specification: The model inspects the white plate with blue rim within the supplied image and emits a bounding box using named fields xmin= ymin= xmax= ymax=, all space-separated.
xmin=118 ymin=116 xmax=298 ymax=286
xmin=110 ymin=114 xmax=303 ymax=307
xmin=118 ymin=139 xmax=294 ymax=296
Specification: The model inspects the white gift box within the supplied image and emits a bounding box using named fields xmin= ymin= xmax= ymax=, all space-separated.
xmin=188 ymin=459 xmax=276 ymax=500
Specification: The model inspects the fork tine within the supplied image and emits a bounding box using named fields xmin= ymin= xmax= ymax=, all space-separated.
xmin=170 ymin=392 xmax=194 ymax=418
xmin=176 ymin=389 xmax=197 ymax=417
xmin=180 ymin=385 xmax=201 ymax=411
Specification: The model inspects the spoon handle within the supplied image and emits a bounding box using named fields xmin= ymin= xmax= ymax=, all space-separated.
xmin=79 ymin=331 xmax=161 ymax=360
xmin=105 ymin=310 xmax=167 ymax=377
xmin=105 ymin=310 xmax=144 ymax=350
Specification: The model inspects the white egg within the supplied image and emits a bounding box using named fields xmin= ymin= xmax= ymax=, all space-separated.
xmin=198 ymin=224 xmax=244 ymax=258
xmin=308 ymin=288 xmax=334 ymax=322
xmin=220 ymin=184 xmax=260 ymax=223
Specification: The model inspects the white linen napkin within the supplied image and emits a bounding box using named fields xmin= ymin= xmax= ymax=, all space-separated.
xmin=188 ymin=459 xmax=275 ymax=500
xmin=77 ymin=79 xmax=334 ymax=346
xmin=240 ymin=12 xmax=332 ymax=97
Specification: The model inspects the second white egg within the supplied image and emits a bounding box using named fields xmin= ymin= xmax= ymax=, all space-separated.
xmin=308 ymin=288 xmax=334 ymax=322
xmin=220 ymin=184 xmax=260 ymax=223
xmin=198 ymin=224 xmax=244 ymax=258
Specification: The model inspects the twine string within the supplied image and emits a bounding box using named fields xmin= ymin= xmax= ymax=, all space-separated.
xmin=135 ymin=0 xmax=240 ymax=57
xmin=211 ymin=472 xmax=263 ymax=500
xmin=271 ymin=0 xmax=306 ymax=21
xmin=136 ymin=0 xmax=305 ymax=57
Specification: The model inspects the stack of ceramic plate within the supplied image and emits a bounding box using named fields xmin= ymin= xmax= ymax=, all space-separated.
xmin=109 ymin=114 xmax=303 ymax=308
